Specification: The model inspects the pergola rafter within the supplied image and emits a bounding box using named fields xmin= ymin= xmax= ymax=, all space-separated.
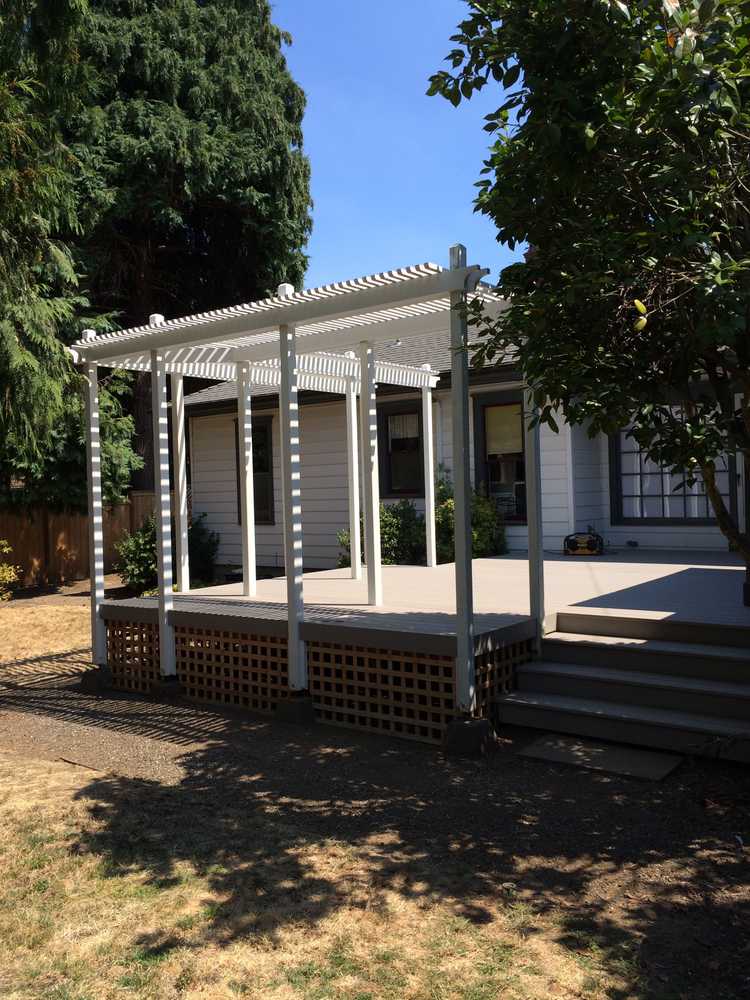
xmin=72 ymin=251 xmax=544 ymax=719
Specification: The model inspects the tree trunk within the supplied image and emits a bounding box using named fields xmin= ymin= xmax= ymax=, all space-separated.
xmin=700 ymin=460 xmax=750 ymax=607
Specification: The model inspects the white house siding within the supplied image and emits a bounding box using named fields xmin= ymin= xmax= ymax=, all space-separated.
xmin=190 ymin=401 xmax=351 ymax=570
xmin=189 ymin=382 xmax=575 ymax=570
xmin=570 ymin=424 xmax=730 ymax=551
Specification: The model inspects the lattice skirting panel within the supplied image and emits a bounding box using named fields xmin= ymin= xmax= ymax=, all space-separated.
xmin=474 ymin=639 xmax=535 ymax=722
xmin=307 ymin=642 xmax=457 ymax=745
xmin=174 ymin=626 xmax=290 ymax=714
xmin=105 ymin=615 xmax=533 ymax=745
xmin=106 ymin=620 xmax=160 ymax=694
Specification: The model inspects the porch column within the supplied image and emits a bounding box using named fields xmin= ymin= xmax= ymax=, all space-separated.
xmin=82 ymin=334 xmax=106 ymax=666
xmin=523 ymin=388 xmax=546 ymax=638
xmin=449 ymin=244 xmax=475 ymax=713
xmin=278 ymin=302 xmax=306 ymax=690
xmin=359 ymin=340 xmax=383 ymax=606
xmin=150 ymin=348 xmax=176 ymax=677
xmin=171 ymin=372 xmax=190 ymax=593
xmin=422 ymin=376 xmax=437 ymax=568
xmin=238 ymin=364 xmax=257 ymax=597
xmin=345 ymin=379 xmax=362 ymax=580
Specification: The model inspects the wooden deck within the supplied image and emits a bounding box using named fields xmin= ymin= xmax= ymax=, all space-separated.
xmin=100 ymin=551 xmax=750 ymax=645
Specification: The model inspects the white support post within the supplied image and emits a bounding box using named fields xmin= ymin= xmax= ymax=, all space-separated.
xmin=83 ymin=347 xmax=107 ymax=666
xmin=449 ymin=244 xmax=476 ymax=714
xmin=171 ymin=373 xmax=190 ymax=593
xmin=279 ymin=320 xmax=306 ymax=690
xmin=422 ymin=379 xmax=437 ymax=568
xmin=345 ymin=380 xmax=362 ymax=580
xmin=238 ymin=364 xmax=257 ymax=597
xmin=524 ymin=388 xmax=546 ymax=639
xmin=151 ymin=349 xmax=176 ymax=677
xmin=359 ymin=341 xmax=383 ymax=606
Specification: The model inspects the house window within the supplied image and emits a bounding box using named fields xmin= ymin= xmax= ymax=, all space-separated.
xmin=234 ymin=416 xmax=274 ymax=524
xmin=474 ymin=392 xmax=526 ymax=522
xmin=610 ymin=429 xmax=735 ymax=524
xmin=378 ymin=402 xmax=423 ymax=497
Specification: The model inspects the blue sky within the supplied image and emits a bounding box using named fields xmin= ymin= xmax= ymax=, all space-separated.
xmin=272 ymin=0 xmax=521 ymax=287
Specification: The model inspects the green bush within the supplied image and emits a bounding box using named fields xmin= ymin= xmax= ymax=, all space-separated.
xmin=0 ymin=539 xmax=20 ymax=600
xmin=338 ymin=475 xmax=506 ymax=567
xmin=115 ymin=516 xmax=158 ymax=594
xmin=115 ymin=513 xmax=220 ymax=595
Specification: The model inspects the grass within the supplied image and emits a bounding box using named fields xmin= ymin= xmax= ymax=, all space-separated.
xmin=0 ymin=752 xmax=625 ymax=1000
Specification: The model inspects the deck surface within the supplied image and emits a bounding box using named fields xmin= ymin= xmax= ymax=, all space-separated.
xmin=100 ymin=551 xmax=750 ymax=651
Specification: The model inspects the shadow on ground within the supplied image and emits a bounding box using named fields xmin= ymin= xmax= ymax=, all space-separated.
xmin=1 ymin=672 xmax=749 ymax=1000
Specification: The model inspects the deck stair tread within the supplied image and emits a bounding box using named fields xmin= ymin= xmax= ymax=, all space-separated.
xmin=500 ymin=692 xmax=750 ymax=737
xmin=522 ymin=661 xmax=750 ymax=700
xmin=544 ymin=631 xmax=750 ymax=662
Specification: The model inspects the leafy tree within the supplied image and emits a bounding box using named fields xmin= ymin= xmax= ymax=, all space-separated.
xmin=0 ymin=1 xmax=142 ymax=509
xmin=430 ymin=0 xmax=750 ymax=601
xmin=65 ymin=0 xmax=312 ymax=479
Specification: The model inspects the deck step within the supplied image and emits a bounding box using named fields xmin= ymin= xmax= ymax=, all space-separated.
xmin=519 ymin=661 xmax=750 ymax=719
xmin=556 ymin=610 xmax=750 ymax=649
xmin=497 ymin=692 xmax=750 ymax=762
xmin=542 ymin=632 xmax=750 ymax=684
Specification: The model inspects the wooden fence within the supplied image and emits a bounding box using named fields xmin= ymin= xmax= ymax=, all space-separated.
xmin=0 ymin=491 xmax=160 ymax=587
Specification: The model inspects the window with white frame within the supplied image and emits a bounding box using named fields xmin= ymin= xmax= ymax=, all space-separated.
xmin=611 ymin=428 xmax=734 ymax=524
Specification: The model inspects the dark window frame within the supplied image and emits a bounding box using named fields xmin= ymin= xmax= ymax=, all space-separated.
xmin=609 ymin=432 xmax=737 ymax=526
xmin=234 ymin=415 xmax=275 ymax=525
xmin=377 ymin=399 xmax=424 ymax=499
xmin=473 ymin=388 xmax=527 ymax=525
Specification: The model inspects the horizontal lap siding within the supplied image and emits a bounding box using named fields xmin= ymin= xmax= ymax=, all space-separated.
xmin=190 ymin=404 xmax=350 ymax=570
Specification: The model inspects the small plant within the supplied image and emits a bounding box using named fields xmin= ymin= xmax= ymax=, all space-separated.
xmin=115 ymin=514 xmax=220 ymax=595
xmin=116 ymin=516 xmax=158 ymax=594
xmin=0 ymin=539 xmax=20 ymax=600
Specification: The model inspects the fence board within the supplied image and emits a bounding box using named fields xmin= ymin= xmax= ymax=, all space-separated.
xmin=0 ymin=492 xmax=162 ymax=587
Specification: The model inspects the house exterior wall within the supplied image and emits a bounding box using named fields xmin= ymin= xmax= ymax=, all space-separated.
xmin=189 ymin=381 xmax=574 ymax=570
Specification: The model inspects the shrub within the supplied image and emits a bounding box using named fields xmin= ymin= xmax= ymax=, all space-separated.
xmin=338 ymin=474 xmax=506 ymax=567
xmin=116 ymin=516 xmax=158 ymax=594
xmin=115 ymin=513 xmax=220 ymax=595
xmin=0 ymin=539 xmax=20 ymax=600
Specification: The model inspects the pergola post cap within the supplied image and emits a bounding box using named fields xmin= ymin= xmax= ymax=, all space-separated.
xmin=277 ymin=283 xmax=295 ymax=299
xmin=149 ymin=313 xmax=165 ymax=326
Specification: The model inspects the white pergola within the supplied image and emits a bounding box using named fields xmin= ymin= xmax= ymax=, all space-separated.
xmin=71 ymin=246 xmax=545 ymax=715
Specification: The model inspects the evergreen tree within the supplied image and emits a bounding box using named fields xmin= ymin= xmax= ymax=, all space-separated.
xmin=66 ymin=0 xmax=312 ymax=481
xmin=0 ymin=1 xmax=142 ymax=508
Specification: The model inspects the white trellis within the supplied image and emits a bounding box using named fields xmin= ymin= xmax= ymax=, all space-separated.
xmin=71 ymin=249 xmax=542 ymax=705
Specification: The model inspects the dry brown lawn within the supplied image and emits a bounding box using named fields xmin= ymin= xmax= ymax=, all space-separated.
xmin=0 ymin=749 xmax=625 ymax=1000
xmin=0 ymin=601 xmax=90 ymax=663
xmin=0 ymin=596 xmax=748 ymax=1000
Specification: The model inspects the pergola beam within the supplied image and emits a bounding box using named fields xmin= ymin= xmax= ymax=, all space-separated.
xmin=524 ymin=389 xmax=546 ymax=640
xmin=72 ymin=265 xmax=488 ymax=365
xmin=279 ymin=320 xmax=306 ymax=689
xmin=238 ymin=364 xmax=257 ymax=597
xmin=171 ymin=373 xmax=190 ymax=593
xmin=83 ymin=350 xmax=107 ymax=665
xmin=449 ymin=245 xmax=476 ymax=715
xmin=151 ymin=349 xmax=177 ymax=678
xmin=359 ymin=341 xmax=383 ymax=606
xmin=345 ymin=380 xmax=362 ymax=581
